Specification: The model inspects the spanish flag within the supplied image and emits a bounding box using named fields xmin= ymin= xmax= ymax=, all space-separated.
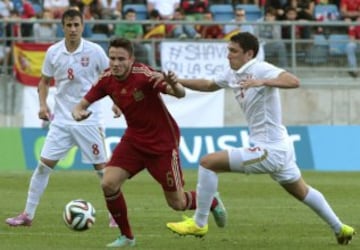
xmin=223 ymin=29 xmax=240 ymax=41
xmin=13 ymin=43 xmax=52 ymax=86
xmin=144 ymin=24 xmax=166 ymax=39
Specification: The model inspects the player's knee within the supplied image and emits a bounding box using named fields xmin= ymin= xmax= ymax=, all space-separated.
xmin=200 ymin=154 xmax=215 ymax=169
xmin=101 ymin=179 xmax=120 ymax=195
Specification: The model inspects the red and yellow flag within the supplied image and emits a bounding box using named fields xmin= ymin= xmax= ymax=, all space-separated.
xmin=144 ymin=24 xmax=166 ymax=39
xmin=13 ymin=43 xmax=52 ymax=86
xmin=223 ymin=29 xmax=240 ymax=41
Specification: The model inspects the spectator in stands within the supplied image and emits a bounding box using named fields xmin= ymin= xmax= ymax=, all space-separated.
xmin=282 ymin=6 xmax=312 ymax=40
xmin=114 ymin=8 xmax=143 ymax=39
xmin=18 ymin=0 xmax=36 ymax=38
xmin=340 ymin=0 xmax=360 ymax=21
xmin=33 ymin=9 xmax=57 ymax=43
xmin=197 ymin=10 xmax=223 ymax=38
xmin=180 ymin=0 xmax=208 ymax=21
xmin=295 ymin=0 xmax=315 ymax=21
xmin=233 ymin=0 xmax=260 ymax=4
xmin=5 ymin=9 xmax=22 ymax=45
xmin=98 ymin=0 xmax=122 ymax=19
xmin=0 ymin=0 xmax=14 ymax=19
xmin=168 ymin=7 xmax=201 ymax=39
xmin=223 ymin=7 xmax=255 ymax=38
xmin=114 ymin=7 xmax=150 ymax=64
xmin=86 ymin=0 xmax=114 ymax=36
xmin=346 ymin=16 xmax=360 ymax=78
xmin=0 ymin=0 xmax=14 ymax=66
xmin=144 ymin=9 xmax=165 ymax=38
xmin=147 ymin=0 xmax=180 ymax=20
xmin=0 ymin=21 xmax=11 ymax=71
xmin=256 ymin=7 xmax=288 ymax=67
xmin=265 ymin=0 xmax=289 ymax=19
xmin=1 ymin=9 xmax=21 ymax=72
xmin=43 ymin=0 xmax=69 ymax=19
xmin=144 ymin=9 xmax=165 ymax=67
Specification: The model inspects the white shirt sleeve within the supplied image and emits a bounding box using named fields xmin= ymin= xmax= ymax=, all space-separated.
xmin=213 ymin=67 xmax=233 ymax=88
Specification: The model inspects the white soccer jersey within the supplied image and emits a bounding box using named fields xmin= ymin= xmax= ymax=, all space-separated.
xmin=214 ymin=59 xmax=288 ymax=144
xmin=42 ymin=38 xmax=109 ymax=126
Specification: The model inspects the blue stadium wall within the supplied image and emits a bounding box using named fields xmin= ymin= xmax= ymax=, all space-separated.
xmin=0 ymin=126 xmax=359 ymax=171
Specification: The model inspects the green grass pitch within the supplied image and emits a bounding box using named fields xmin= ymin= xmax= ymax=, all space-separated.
xmin=0 ymin=170 xmax=359 ymax=250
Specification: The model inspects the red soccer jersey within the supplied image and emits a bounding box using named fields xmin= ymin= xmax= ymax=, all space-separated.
xmin=85 ymin=63 xmax=180 ymax=153
xmin=340 ymin=0 xmax=360 ymax=11
xmin=349 ymin=25 xmax=360 ymax=39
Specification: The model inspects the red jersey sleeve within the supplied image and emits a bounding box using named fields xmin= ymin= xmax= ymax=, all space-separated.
xmin=84 ymin=77 xmax=109 ymax=104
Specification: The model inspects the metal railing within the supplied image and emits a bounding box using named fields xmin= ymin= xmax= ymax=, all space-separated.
xmin=1 ymin=19 xmax=359 ymax=127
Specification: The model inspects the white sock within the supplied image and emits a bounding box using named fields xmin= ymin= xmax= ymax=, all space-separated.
xmin=25 ymin=162 xmax=52 ymax=219
xmin=194 ymin=166 xmax=218 ymax=227
xmin=303 ymin=186 xmax=342 ymax=233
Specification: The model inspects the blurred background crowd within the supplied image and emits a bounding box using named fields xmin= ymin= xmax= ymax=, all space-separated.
xmin=0 ymin=0 xmax=359 ymax=76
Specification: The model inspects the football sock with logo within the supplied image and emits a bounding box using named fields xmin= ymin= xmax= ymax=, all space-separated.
xmin=194 ymin=166 xmax=218 ymax=227
xmin=25 ymin=161 xmax=53 ymax=219
xmin=303 ymin=186 xmax=342 ymax=233
xmin=105 ymin=190 xmax=134 ymax=239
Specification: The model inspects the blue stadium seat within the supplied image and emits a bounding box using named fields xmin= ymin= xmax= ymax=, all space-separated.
xmin=305 ymin=34 xmax=329 ymax=64
xmin=235 ymin=4 xmax=262 ymax=21
xmin=123 ymin=4 xmax=148 ymax=20
xmin=32 ymin=3 xmax=43 ymax=15
xmin=314 ymin=4 xmax=340 ymax=21
xmin=313 ymin=34 xmax=328 ymax=46
xmin=209 ymin=4 xmax=234 ymax=21
xmin=90 ymin=33 xmax=109 ymax=52
xmin=328 ymin=34 xmax=349 ymax=55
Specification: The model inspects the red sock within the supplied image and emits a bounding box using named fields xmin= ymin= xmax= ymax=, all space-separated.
xmin=185 ymin=191 xmax=196 ymax=210
xmin=105 ymin=190 xmax=133 ymax=239
xmin=210 ymin=196 xmax=218 ymax=211
xmin=185 ymin=191 xmax=218 ymax=210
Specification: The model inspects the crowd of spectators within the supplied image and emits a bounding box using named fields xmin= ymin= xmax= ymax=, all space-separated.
xmin=0 ymin=0 xmax=359 ymax=76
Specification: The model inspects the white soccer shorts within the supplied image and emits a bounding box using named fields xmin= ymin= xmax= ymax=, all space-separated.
xmin=40 ymin=123 xmax=107 ymax=164
xmin=228 ymin=139 xmax=301 ymax=184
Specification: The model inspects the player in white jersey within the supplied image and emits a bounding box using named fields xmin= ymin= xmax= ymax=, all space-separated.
xmin=5 ymin=9 xmax=119 ymax=228
xmin=165 ymin=32 xmax=355 ymax=245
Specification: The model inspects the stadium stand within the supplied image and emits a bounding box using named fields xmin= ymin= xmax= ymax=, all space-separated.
xmin=122 ymin=4 xmax=148 ymax=20
xmin=209 ymin=4 xmax=234 ymax=21
xmin=235 ymin=4 xmax=262 ymax=21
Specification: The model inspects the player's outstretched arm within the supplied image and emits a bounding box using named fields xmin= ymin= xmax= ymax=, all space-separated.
xmin=72 ymin=99 xmax=92 ymax=121
xmin=164 ymin=71 xmax=185 ymax=98
xmin=178 ymin=78 xmax=221 ymax=92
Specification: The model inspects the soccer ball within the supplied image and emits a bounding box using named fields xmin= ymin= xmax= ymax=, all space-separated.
xmin=63 ymin=199 xmax=96 ymax=231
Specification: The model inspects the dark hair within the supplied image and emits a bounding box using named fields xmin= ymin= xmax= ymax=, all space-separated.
xmin=109 ymin=37 xmax=134 ymax=56
xmin=149 ymin=9 xmax=160 ymax=19
xmin=124 ymin=8 xmax=136 ymax=15
xmin=265 ymin=7 xmax=277 ymax=16
xmin=230 ymin=32 xmax=259 ymax=58
xmin=61 ymin=9 xmax=83 ymax=25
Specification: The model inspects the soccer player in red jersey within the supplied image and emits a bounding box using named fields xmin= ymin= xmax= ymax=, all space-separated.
xmin=72 ymin=37 xmax=227 ymax=248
